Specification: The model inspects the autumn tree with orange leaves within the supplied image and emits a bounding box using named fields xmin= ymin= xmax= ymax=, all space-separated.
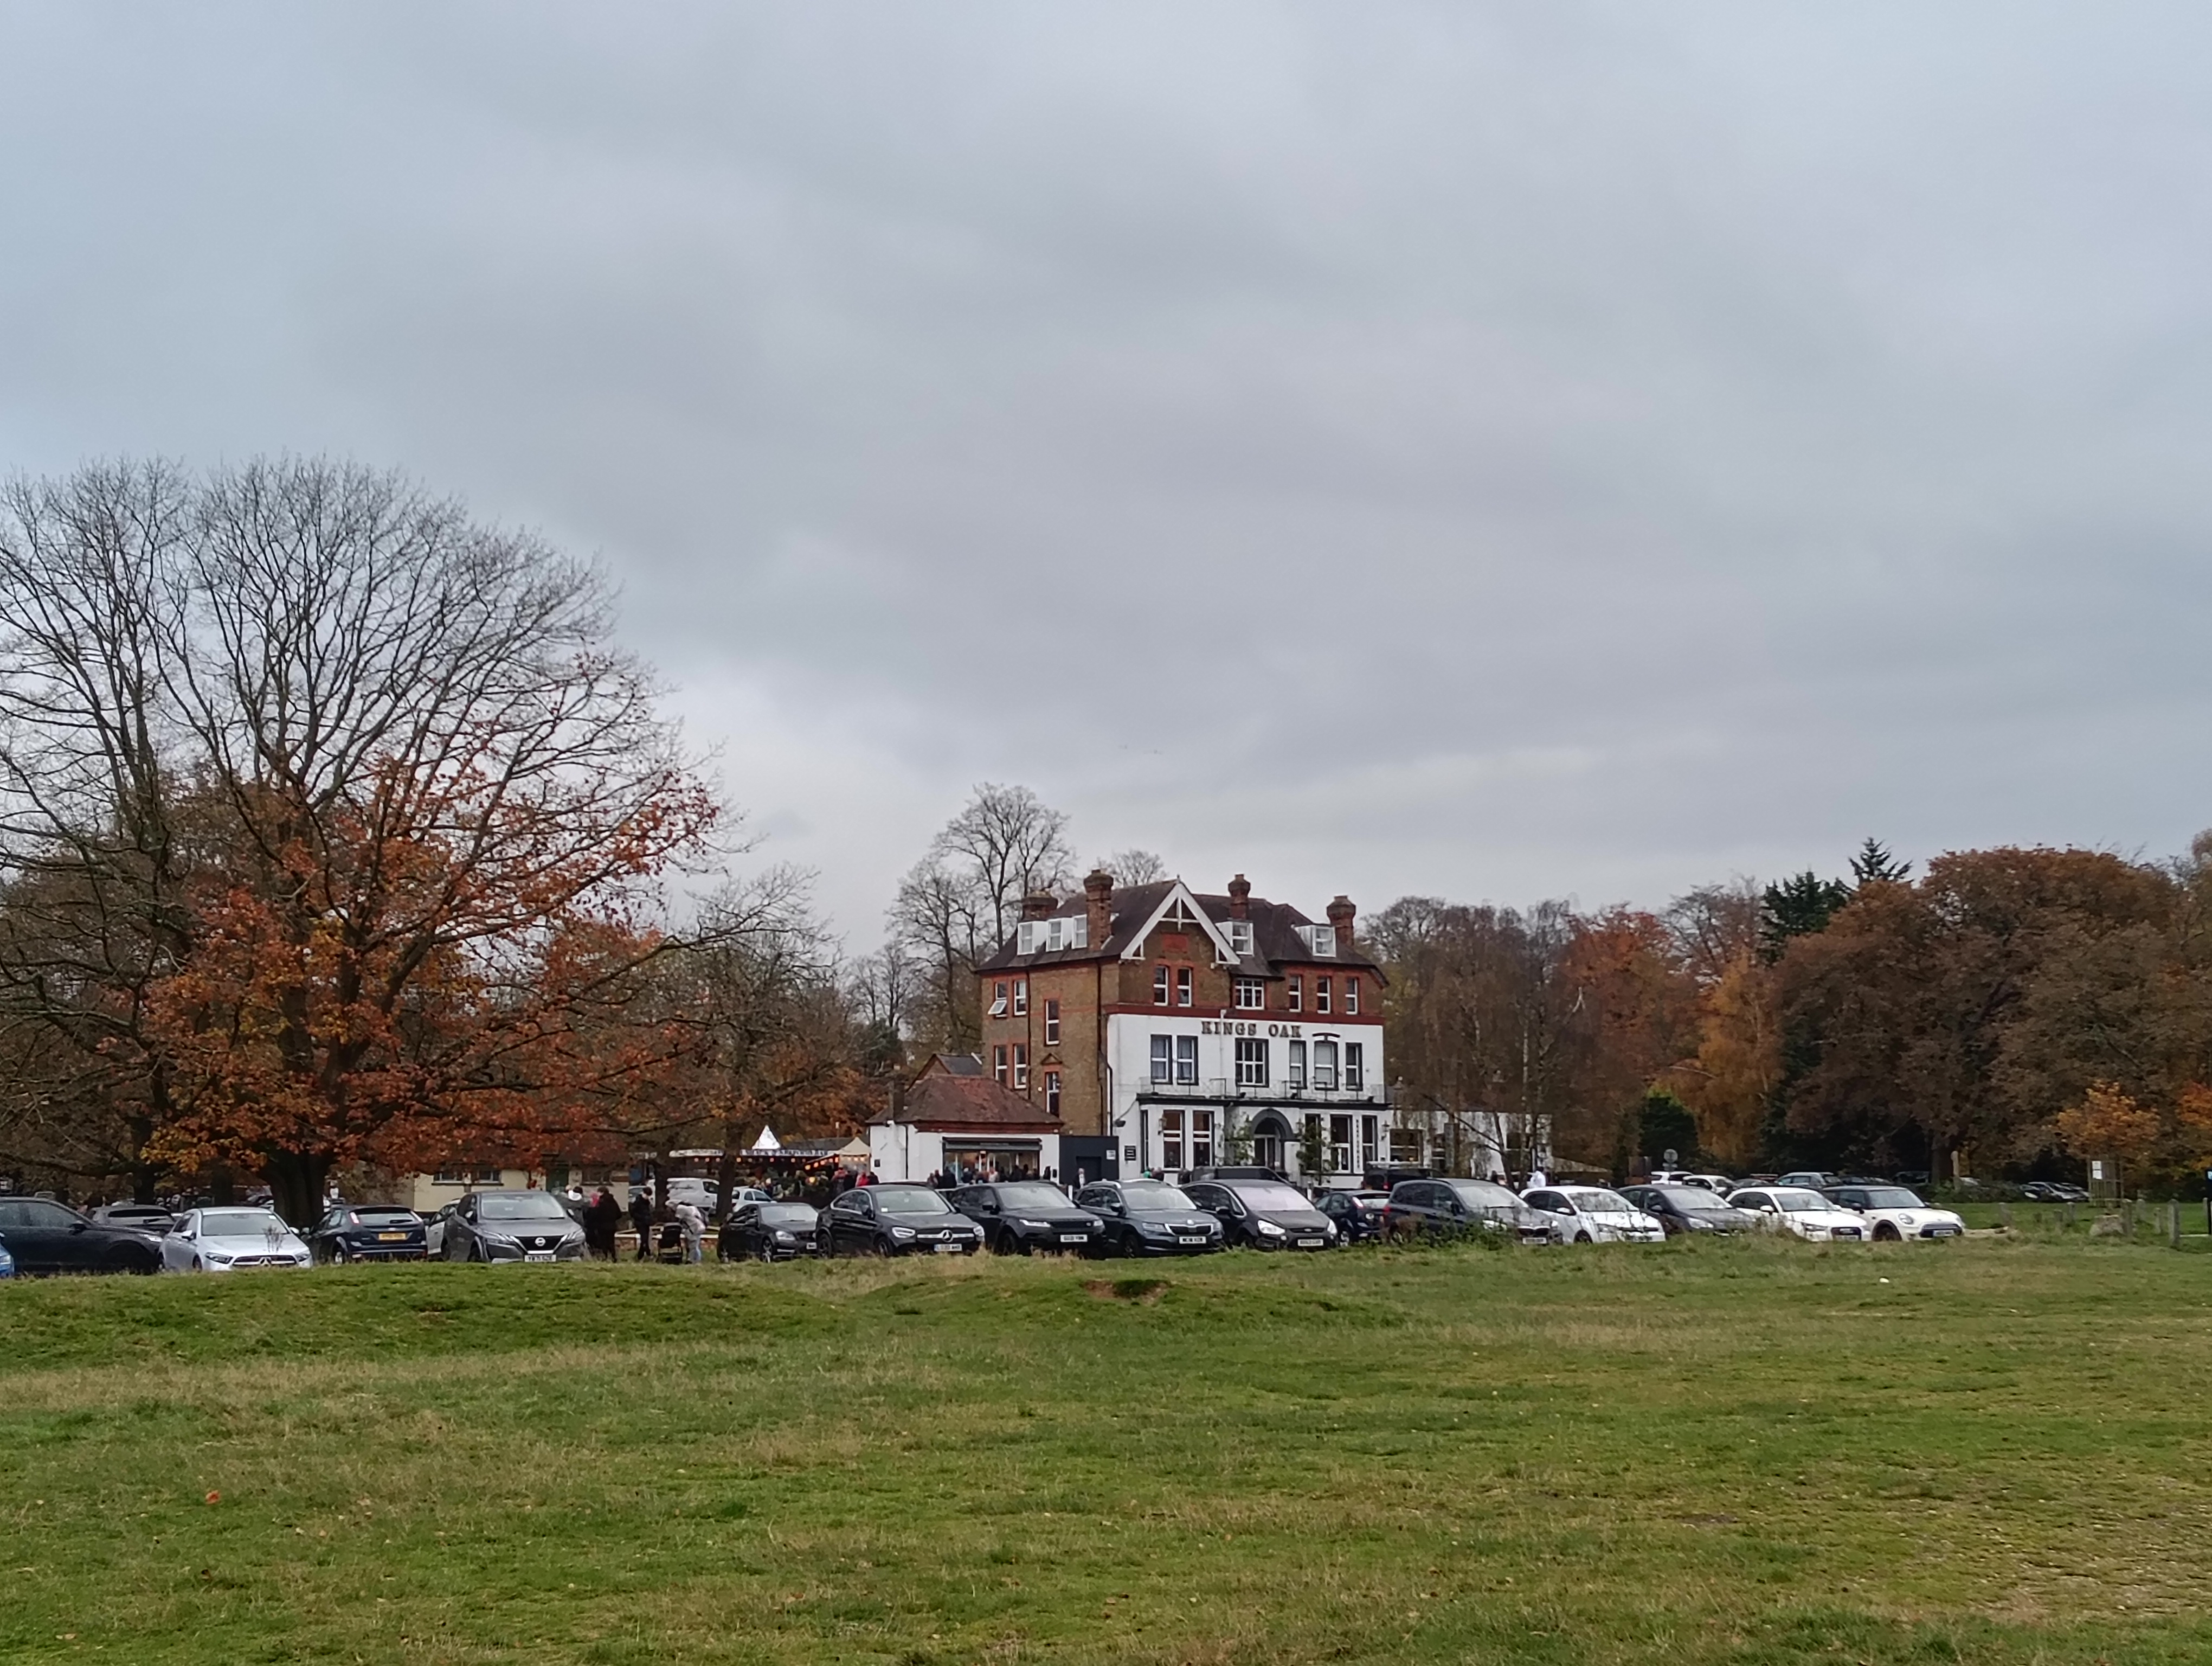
xmin=0 ymin=459 xmax=725 ymax=1221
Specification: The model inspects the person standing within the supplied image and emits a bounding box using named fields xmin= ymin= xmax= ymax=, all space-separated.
xmin=628 ymin=1184 xmax=654 ymax=1261
xmin=675 ymin=1199 xmax=706 ymax=1265
xmin=588 ymin=1188 xmax=622 ymax=1260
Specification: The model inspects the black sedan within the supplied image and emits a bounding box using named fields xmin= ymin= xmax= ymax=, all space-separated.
xmin=307 ymin=1203 xmax=429 ymax=1263
xmin=824 ymin=1184 xmax=985 ymax=1257
xmin=719 ymin=1200 xmax=825 ymax=1261
xmin=1184 ymin=1180 xmax=1336 ymax=1251
xmin=440 ymin=1190 xmax=587 ymax=1263
xmin=1618 ymin=1183 xmax=1757 ymax=1237
xmin=1070 ymin=1179 xmax=1223 ymax=1255
xmin=0 ymin=1195 xmax=162 ymax=1274
xmin=1380 ymin=1178 xmax=1556 ymax=1245
xmin=1316 ymin=1189 xmax=1391 ymax=1245
xmin=948 ymin=1182 xmax=1107 ymax=1255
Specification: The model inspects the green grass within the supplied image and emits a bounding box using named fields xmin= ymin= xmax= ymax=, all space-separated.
xmin=6 ymin=1235 xmax=2212 ymax=1664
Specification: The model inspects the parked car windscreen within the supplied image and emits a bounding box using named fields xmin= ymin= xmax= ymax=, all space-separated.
xmin=1226 ymin=1183 xmax=1315 ymax=1213
xmin=1771 ymin=1189 xmax=1831 ymax=1212
xmin=478 ymin=1193 xmax=572 ymax=1221
xmin=1119 ymin=1182 xmax=1197 ymax=1210
xmin=756 ymin=1204 xmax=817 ymax=1225
xmin=1445 ymin=1180 xmax=1525 ymax=1210
xmin=1565 ymin=1189 xmax=1636 ymax=1213
xmin=873 ymin=1187 xmax=956 ymax=1216
xmin=1851 ymin=1188 xmax=1925 ymax=1209
xmin=201 ymin=1209 xmax=288 ymax=1235
xmin=993 ymin=1183 xmax=1071 ymax=1210
xmin=1654 ymin=1187 xmax=1734 ymax=1210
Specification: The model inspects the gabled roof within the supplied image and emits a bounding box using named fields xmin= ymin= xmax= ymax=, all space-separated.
xmin=976 ymin=880 xmax=1380 ymax=976
xmin=871 ymin=1055 xmax=1060 ymax=1130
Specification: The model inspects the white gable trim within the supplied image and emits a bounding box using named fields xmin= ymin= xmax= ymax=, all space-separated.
xmin=1117 ymin=880 xmax=1238 ymax=965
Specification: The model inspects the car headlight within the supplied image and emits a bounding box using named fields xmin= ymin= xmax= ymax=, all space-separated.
xmin=1136 ymin=1220 xmax=1170 ymax=1235
xmin=1256 ymin=1219 xmax=1285 ymax=1238
xmin=1017 ymin=1218 xmax=1052 ymax=1229
xmin=204 ymin=1251 xmax=233 ymax=1264
xmin=891 ymin=1226 xmax=916 ymax=1240
xmin=773 ymin=1230 xmax=796 ymax=1242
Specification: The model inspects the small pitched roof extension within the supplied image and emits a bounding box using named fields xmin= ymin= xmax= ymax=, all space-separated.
xmin=870 ymin=1053 xmax=1061 ymax=1130
xmin=976 ymin=879 xmax=1379 ymax=977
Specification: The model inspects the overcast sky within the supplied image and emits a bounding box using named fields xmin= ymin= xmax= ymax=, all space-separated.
xmin=4 ymin=3 xmax=2209 ymax=943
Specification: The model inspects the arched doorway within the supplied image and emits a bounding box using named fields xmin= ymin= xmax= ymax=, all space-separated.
xmin=1251 ymin=1113 xmax=1291 ymax=1176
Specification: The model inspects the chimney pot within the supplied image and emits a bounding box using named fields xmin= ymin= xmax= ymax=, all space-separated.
xmin=1227 ymin=874 xmax=1251 ymax=920
xmin=1326 ymin=894 xmax=1356 ymax=953
xmin=1020 ymin=890 xmax=1056 ymax=921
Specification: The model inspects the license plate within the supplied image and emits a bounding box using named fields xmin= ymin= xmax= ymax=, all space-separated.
xmin=1930 ymin=1226 xmax=1960 ymax=1236
xmin=1058 ymin=1233 xmax=1087 ymax=1244
xmin=1178 ymin=1235 xmax=1206 ymax=1245
xmin=933 ymin=1242 xmax=963 ymax=1254
xmin=524 ymin=1250 xmax=556 ymax=1261
xmin=1296 ymin=1238 xmax=1324 ymax=1248
xmin=376 ymin=1232 xmax=407 ymax=1241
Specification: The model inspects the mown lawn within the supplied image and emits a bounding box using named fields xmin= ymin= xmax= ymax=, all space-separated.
xmin=5 ymin=1234 xmax=2212 ymax=1665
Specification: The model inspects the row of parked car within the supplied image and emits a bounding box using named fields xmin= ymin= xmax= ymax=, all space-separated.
xmin=0 ymin=1169 xmax=1972 ymax=1277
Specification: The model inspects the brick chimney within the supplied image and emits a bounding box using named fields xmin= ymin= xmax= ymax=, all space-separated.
xmin=1020 ymin=889 xmax=1056 ymax=921
xmin=1327 ymin=894 xmax=1356 ymax=954
xmin=1227 ymin=874 xmax=1251 ymax=919
xmin=1084 ymin=868 xmax=1115 ymax=947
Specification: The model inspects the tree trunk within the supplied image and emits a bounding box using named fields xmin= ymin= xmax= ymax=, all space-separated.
xmin=264 ymin=1150 xmax=330 ymax=1227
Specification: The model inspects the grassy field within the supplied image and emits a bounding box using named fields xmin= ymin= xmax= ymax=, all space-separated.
xmin=6 ymin=1235 xmax=2212 ymax=1665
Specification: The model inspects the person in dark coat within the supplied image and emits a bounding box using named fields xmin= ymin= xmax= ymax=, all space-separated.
xmin=628 ymin=1186 xmax=654 ymax=1261
xmin=588 ymin=1188 xmax=623 ymax=1260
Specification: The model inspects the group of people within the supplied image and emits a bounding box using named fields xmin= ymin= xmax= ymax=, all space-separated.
xmin=577 ymin=1186 xmax=710 ymax=1264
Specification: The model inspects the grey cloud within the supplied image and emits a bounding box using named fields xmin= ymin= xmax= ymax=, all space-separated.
xmin=3 ymin=1 xmax=2209 ymax=938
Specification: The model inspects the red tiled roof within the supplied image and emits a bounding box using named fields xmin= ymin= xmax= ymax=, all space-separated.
xmin=871 ymin=1067 xmax=1060 ymax=1130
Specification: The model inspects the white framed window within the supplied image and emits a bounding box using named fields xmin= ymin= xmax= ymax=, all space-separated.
xmin=1190 ymin=1108 xmax=1214 ymax=1168
xmin=993 ymin=1044 xmax=1009 ymax=1085
xmin=1044 ymin=998 xmax=1060 ymax=1045
xmin=1224 ymin=920 xmax=1254 ymax=956
xmin=1161 ymin=1107 xmax=1184 ymax=1171
xmin=1304 ymin=924 xmax=1337 ymax=958
xmin=988 ymin=981 xmax=1009 ymax=1017
xmin=1044 ymin=1071 xmax=1062 ymax=1116
xmin=1150 ymin=1035 xmax=1173 ymax=1084
xmin=1360 ymin=1114 xmax=1379 ymax=1174
xmin=1343 ymin=1042 xmax=1364 ymax=1091
xmin=1287 ymin=1039 xmax=1307 ymax=1088
xmin=1316 ymin=976 xmax=1332 ymax=1015
xmin=1233 ymin=976 xmax=1264 ymax=1010
xmin=1175 ymin=967 xmax=1193 ymax=1008
xmin=1288 ymin=975 xmax=1302 ymax=1013
xmin=1016 ymin=921 xmax=1040 ymax=954
xmin=1311 ymin=1039 xmax=1339 ymax=1091
xmin=1235 ymin=1037 xmax=1268 ymax=1087
xmin=1345 ymin=977 xmax=1359 ymax=1016
xmin=1175 ymin=1034 xmax=1199 ymax=1085
xmin=1012 ymin=979 xmax=1028 ymax=1015
xmin=1013 ymin=1044 xmax=1029 ymax=1090
xmin=1329 ymin=1114 xmax=1354 ymax=1174
xmin=1153 ymin=966 xmax=1171 ymax=1006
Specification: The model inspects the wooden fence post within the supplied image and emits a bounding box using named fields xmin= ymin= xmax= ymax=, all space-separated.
xmin=2170 ymin=1201 xmax=2183 ymax=1250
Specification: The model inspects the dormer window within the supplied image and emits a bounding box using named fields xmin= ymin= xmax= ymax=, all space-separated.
xmin=1302 ymin=924 xmax=1338 ymax=958
xmin=1224 ymin=920 xmax=1254 ymax=957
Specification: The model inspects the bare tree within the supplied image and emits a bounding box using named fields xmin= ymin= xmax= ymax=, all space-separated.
xmin=1090 ymin=848 xmax=1168 ymax=886
xmin=887 ymin=783 xmax=1073 ymax=1054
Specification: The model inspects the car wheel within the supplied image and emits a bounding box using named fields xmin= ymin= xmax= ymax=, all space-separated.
xmin=874 ymin=1235 xmax=895 ymax=1257
xmin=1874 ymin=1222 xmax=1901 ymax=1242
xmin=998 ymin=1231 xmax=1026 ymax=1257
xmin=332 ymin=1243 xmax=352 ymax=1265
xmin=1573 ymin=1232 xmax=1593 ymax=1245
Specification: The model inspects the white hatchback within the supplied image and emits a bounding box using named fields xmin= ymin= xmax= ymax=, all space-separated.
xmin=162 ymin=1207 xmax=313 ymax=1272
xmin=1521 ymin=1186 xmax=1667 ymax=1244
xmin=1725 ymin=1187 xmax=1866 ymax=1242
xmin=1822 ymin=1185 xmax=1965 ymax=1242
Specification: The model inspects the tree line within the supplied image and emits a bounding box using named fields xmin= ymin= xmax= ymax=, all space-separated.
xmin=4 ymin=459 xmax=2204 ymax=1213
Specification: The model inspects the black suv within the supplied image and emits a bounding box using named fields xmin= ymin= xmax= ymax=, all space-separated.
xmin=824 ymin=1185 xmax=985 ymax=1257
xmin=1381 ymin=1178 xmax=1555 ymax=1245
xmin=1072 ymin=1180 xmax=1225 ymax=1257
xmin=1184 ymin=1179 xmax=1336 ymax=1251
xmin=948 ymin=1182 xmax=1106 ymax=1255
